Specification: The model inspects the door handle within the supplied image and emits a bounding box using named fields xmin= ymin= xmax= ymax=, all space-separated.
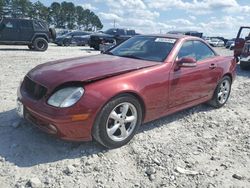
xmin=209 ymin=63 xmax=217 ymax=69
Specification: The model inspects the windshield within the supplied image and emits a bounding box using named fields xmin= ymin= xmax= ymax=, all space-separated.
xmin=110 ymin=36 xmax=176 ymax=62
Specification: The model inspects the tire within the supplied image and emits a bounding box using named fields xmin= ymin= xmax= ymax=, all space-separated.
xmin=92 ymin=94 xmax=142 ymax=148
xmin=49 ymin=28 xmax=56 ymax=41
xmin=28 ymin=44 xmax=34 ymax=50
xmin=208 ymin=76 xmax=232 ymax=108
xmin=63 ymin=40 xmax=71 ymax=46
xmin=33 ymin=38 xmax=48 ymax=51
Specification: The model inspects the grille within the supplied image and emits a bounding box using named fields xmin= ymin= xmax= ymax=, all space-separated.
xmin=22 ymin=76 xmax=47 ymax=100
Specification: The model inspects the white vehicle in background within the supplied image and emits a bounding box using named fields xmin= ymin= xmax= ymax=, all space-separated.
xmin=208 ymin=38 xmax=225 ymax=47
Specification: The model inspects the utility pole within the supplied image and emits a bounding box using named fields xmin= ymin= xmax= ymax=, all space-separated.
xmin=113 ymin=19 xmax=116 ymax=28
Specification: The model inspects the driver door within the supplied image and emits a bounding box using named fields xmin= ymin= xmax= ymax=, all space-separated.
xmin=169 ymin=40 xmax=218 ymax=108
xmin=234 ymin=27 xmax=250 ymax=57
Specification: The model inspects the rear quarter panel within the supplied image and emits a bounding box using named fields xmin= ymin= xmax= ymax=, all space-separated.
xmin=216 ymin=56 xmax=237 ymax=82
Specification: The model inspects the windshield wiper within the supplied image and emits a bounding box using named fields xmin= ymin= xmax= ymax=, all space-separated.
xmin=119 ymin=55 xmax=143 ymax=60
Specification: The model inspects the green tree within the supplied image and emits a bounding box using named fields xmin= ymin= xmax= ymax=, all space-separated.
xmin=75 ymin=5 xmax=84 ymax=29
xmin=11 ymin=0 xmax=32 ymax=18
xmin=0 ymin=0 xmax=103 ymax=31
xmin=30 ymin=1 xmax=49 ymax=21
xmin=49 ymin=2 xmax=61 ymax=27
xmin=60 ymin=1 xmax=75 ymax=29
xmin=0 ymin=0 xmax=4 ymax=16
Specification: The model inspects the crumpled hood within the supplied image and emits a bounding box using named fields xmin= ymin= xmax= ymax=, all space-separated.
xmin=28 ymin=54 xmax=159 ymax=90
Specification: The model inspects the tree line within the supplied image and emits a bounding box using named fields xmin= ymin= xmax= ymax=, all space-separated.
xmin=0 ymin=0 xmax=103 ymax=31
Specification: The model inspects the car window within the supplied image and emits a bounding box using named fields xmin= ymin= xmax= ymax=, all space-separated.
xmin=127 ymin=30 xmax=135 ymax=35
xmin=33 ymin=20 xmax=47 ymax=31
xmin=177 ymin=40 xmax=215 ymax=61
xmin=110 ymin=36 xmax=176 ymax=62
xmin=177 ymin=41 xmax=195 ymax=60
xmin=193 ymin=41 xmax=215 ymax=61
xmin=73 ymin=32 xmax=88 ymax=36
xmin=105 ymin=29 xmax=117 ymax=35
xmin=19 ymin=20 xmax=33 ymax=29
xmin=4 ymin=20 xmax=16 ymax=29
xmin=239 ymin=28 xmax=250 ymax=39
xmin=117 ymin=29 xmax=125 ymax=35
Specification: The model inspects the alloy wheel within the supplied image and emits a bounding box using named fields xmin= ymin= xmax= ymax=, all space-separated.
xmin=217 ymin=79 xmax=230 ymax=104
xmin=106 ymin=102 xmax=137 ymax=142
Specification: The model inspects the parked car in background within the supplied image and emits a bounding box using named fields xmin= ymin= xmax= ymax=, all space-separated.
xmin=234 ymin=26 xmax=250 ymax=61
xmin=229 ymin=42 xmax=235 ymax=50
xmin=168 ymin=31 xmax=203 ymax=38
xmin=99 ymin=39 xmax=116 ymax=53
xmin=89 ymin=28 xmax=138 ymax=50
xmin=225 ymin=39 xmax=235 ymax=48
xmin=56 ymin=29 xmax=71 ymax=37
xmin=54 ymin=31 xmax=91 ymax=46
xmin=0 ymin=17 xmax=56 ymax=51
xmin=17 ymin=34 xmax=236 ymax=148
xmin=208 ymin=38 xmax=225 ymax=47
xmin=239 ymin=40 xmax=250 ymax=70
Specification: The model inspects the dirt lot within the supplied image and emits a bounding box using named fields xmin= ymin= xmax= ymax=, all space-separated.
xmin=0 ymin=44 xmax=249 ymax=188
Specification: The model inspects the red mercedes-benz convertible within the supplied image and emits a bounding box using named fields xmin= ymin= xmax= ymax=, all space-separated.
xmin=17 ymin=34 xmax=237 ymax=148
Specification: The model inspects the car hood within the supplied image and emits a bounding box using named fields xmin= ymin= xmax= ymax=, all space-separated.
xmin=28 ymin=54 xmax=159 ymax=90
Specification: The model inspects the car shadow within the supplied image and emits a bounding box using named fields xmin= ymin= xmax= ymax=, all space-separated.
xmin=0 ymin=48 xmax=31 ymax=51
xmin=0 ymin=109 xmax=105 ymax=167
xmin=0 ymin=104 xmax=213 ymax=167
xmin=138 ymin=104 xmax=213 ymax=133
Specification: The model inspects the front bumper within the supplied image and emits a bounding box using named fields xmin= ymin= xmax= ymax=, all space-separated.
xmin=21 ymin=105 xmax=93 ymax=141
xmin=17 ymin=87 xmax=95 ymax=141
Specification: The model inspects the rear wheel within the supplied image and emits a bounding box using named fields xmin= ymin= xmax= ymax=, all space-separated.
xmin=33 ymin=38 xmax=48 ymax=51
xmin=208 ymin=76 xmax=231 ymax=108
xmin=92 ymin=95 xmax=142 ymax=148
xmin=49 ymin=28 xmax=56 ymax=41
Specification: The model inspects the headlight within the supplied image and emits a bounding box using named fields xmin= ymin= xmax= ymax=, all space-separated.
xmin=48 ymin=87 xmax=84 ymax=108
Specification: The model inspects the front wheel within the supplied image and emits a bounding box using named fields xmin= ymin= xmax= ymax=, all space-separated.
xmin=208 ymin=76 xmax=232 ymax=108
xmin=92 ymin=95 xmax=142 ymax=148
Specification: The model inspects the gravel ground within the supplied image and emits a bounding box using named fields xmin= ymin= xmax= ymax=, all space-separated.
xmin=0 ymin=44 xmax=249 ymax=188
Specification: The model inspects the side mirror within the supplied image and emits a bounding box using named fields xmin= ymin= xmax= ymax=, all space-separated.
xmin=176 ymin=57 xmax=197 ymax=68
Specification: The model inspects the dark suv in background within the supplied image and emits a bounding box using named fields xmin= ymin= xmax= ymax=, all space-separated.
xmin=0 ymin=17 xmax=56 ymax=51
xmin=89 ymin=28 xmax=138 ymax=50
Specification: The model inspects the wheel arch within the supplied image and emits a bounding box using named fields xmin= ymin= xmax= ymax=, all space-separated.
xmin=105 ymin=91 xmax=146 ymax=122
xmin=91 ymin=90 xmax=147 ymax=145
xmin=32 ymin=34 xmax=49 ymax=42
xmin=223 ymin=73 xmax=233 ymax=82
xmin=92 ymin=90 xmax=147 ymax=130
